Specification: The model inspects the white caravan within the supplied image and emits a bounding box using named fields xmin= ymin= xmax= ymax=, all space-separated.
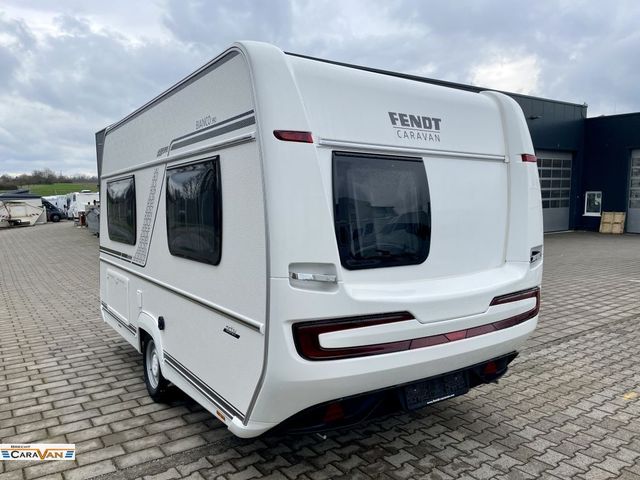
xmin=67 ymin=190 xmax=100 ymax=219
xmin=97 ymin=41 xmax=543 ymax=438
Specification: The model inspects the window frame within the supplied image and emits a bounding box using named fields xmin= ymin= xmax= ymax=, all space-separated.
xmin=106 ymin=175 xmax=137 ymax=245
xmin=584 ymin=191 xmax=602 ymax=217
xmin=332 ymin=150 xmax=431 ymax=271
xmin=165 ymin=156 xmax=222 ymax=266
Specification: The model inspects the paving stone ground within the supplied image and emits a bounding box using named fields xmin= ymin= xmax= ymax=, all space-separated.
xmin=1 ymin=222 xmax=640 ymax=480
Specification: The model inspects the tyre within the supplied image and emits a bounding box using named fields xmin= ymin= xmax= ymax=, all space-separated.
xmin=51 ymin=214 xmax=61 ymax=223
xmin=143 ymin=337 xmax=171 ymax=402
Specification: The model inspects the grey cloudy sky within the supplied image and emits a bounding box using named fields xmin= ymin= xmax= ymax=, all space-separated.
xmin=1 ymin=0 xmax=639 ymax=175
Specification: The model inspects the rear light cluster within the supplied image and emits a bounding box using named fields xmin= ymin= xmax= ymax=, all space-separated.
xmin=293 ymin=312 xmax=414 ymax=361
xmin=293 ymin=287 xmax=540 ymax=361
xmin=273 ymin=130 xmax=314 ymax=143
xmin=521 ymin=153 xmax=537 ymax=163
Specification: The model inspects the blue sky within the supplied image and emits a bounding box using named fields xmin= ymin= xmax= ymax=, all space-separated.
xmin=1 ymin=0 xmax=639 ymax=175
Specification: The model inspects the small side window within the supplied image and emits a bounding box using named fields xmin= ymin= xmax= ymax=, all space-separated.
xmin=166 ymin=157 xmax=222 ymax=265
xmin=107 ymin=176 xmax=136 ymax=245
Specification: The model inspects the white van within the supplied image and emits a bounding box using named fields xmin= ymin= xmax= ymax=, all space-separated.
xmin=96 ymin=41 xmax=543 ymax=438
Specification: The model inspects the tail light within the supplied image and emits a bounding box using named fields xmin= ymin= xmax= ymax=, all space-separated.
xmin=521 ymin=154 xmax=537 ymax=163
xmin=323 ymin=402 xmax=345 ymax=423
xmin=293 ymin=287 xmax=540 ymax=361
xmin=273 ymin=130 xmax=314 ymax=143
xmin=489 ymin=287 xmax=540 ymax=330
xmin=293 ymin=312 xmax=414 ymax=361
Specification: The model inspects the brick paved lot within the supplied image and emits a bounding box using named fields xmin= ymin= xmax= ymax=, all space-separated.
xmin=1 ymin=223 xmax=640 ymax=480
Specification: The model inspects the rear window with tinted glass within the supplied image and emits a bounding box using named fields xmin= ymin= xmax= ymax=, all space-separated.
xmin=333 ymin=152 xmax=431 ymax=270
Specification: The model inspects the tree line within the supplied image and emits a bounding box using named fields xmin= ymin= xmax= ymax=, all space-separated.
xmin=0 ymin=169 xmax=98 ymax=190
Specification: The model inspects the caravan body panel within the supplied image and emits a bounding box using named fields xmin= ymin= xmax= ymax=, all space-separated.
xmin=98 ymin=41 xmax=542 ymax=437
xmin=99 ymin=51 xmax=267 ymax=419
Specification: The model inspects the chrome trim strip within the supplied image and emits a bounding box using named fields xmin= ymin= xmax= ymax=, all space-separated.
xmin=316 ymin=138 xmax=506 ymax=162
xmin=101 ymin=132 xmax=255 ymax=180
xmin=99 ymin=256 xmax=264 ymax=332
xmin=290 ymin=272 xmax=337 ymax=283
xmin=171 ymin=116 xmax=256 ymax=151
xmin=243 ymin=103 xmax=270 ymax=425
xmin=164 ymin=352 xmax=243 ymax=421
xmin=172 ymin=109 xmax=254 ymax=144
xmin=100 ymin=246 xmax=133 ymax=262
xmin=101 ymin=301 xmax=137 ymax=335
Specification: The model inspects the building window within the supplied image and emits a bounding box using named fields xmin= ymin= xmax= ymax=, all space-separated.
xmin=107 ymin=176 xmax=136 ymax=245
xmin=166 ymin=157 xmax=222 ymax=265
xmin=584 ymin=191 xmax=602 ymax=217
xmin=333 ymin=151 xmax=431 ymax=270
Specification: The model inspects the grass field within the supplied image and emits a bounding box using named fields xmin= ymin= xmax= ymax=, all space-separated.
xmin=17 ymin=183 xmax=99 ymax=196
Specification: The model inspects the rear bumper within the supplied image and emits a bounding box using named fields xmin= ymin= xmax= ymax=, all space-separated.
xmin=243 ymin=315 xmax=536 ymax=433
xmin=277 ymin=351 xmax=519 ymax=434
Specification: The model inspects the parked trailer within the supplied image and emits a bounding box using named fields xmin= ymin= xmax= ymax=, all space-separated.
xmin=96 ymin=41 xmax=543 ymax=438
xmin=0 ymin=192 xmax=47 ymax=227
xmin=0 ymin=199 xmax=46 ymax=227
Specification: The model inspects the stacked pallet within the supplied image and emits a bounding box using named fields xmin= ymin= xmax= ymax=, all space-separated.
xmin=599 ymin=212 xmax=626 ymax=234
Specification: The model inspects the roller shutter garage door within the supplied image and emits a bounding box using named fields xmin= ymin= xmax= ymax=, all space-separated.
xmin=628 ymin=150 xmax=640 ymax=233
xmin=536 ymin=150 xmax=572 ymax=232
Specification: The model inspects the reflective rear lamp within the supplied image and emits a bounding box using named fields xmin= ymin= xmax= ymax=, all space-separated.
xmin=293 ymin=312 xmax=414 ymax=361
xmin=293 ymin=287 xmax=540 ymax=361
xmin=521 ymin=154 xmax=537 ymax=163
xmin=273 ymin=130 xmax=314 ymax=143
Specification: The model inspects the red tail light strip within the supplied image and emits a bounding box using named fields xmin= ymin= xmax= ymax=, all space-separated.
xmin=293 ymin=312 xmax=414 ymax=361
xmin=293 ymin=287 xmax=540 ymax=361
xmin=273 ymin=130 xmax=314 ymax=143
xmin=521 ymin=153 xmax=538 ymax=163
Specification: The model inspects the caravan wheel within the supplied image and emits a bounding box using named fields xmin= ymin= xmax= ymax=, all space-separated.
xmin=143 ymin=338 xmax=171 ymax=402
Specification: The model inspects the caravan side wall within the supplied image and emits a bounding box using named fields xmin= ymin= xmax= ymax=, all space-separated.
xmin=99 ymin=50 xmax=268 ymax=422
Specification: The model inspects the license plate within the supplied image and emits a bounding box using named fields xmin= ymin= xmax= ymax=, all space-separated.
xmin=403 ymin=371 xmax=469 ymax=410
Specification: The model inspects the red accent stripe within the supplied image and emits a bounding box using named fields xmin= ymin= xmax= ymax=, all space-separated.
xmin=293 ymin=287 xmax=540 ymax=361
xmin=444 ymin=330 xmax=467 ymax=341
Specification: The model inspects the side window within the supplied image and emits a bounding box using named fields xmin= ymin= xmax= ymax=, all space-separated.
xmin=107 ymin=176 xmax=136 ymax=245
xmin=166 ymin=157 xmax=222 ymax=265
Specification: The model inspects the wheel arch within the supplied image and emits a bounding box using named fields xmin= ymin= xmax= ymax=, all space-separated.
xmin=137 ymin=310 xmax=162 ymax=355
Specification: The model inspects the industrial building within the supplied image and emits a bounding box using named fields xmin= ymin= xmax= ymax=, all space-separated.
xmin=499 ymin=95 xmax=638 ymax=233
xmin=413 ymin=76 xmax=639 ymax=233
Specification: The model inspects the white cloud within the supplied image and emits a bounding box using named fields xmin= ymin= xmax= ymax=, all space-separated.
xmin=0 ymin=0 xmax=639 ymax=175
xmin=469 ymin=53 xmax=541 ymax=95
xmin=1 ymin=1 xmax=169 ymax=43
